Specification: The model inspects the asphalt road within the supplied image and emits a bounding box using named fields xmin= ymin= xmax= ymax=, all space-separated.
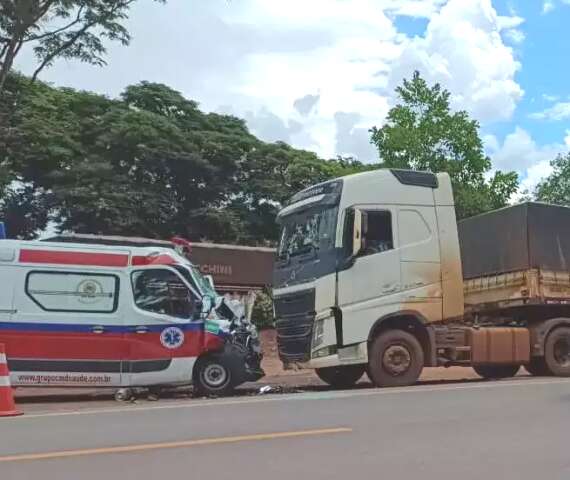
xmin=2 ymin=377 xmax=570 ymax=480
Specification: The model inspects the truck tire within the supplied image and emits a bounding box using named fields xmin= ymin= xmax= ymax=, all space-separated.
xmin=315 ymin=365 xmax=365 ymax=389
xmin=473 ymin=364 xmax=520 ymax=379
xmin=525 ymin=357 xmax=551 ymax=376
xmin=193 ymin=354 xmax=235 ymax=397
xmin=544 ymin=327 xmax=570 ymax=377
xmin=368 ymin=330 xmax=424 ymax=387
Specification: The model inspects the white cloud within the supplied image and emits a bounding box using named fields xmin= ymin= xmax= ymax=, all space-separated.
xmin=387 ymin=0 xmax=523 ymax=122
xmin=543 ymin=1 xmax=555 ymax=14
xmin=486 ymin=127 xmax=569 ymax=193
xmin=384 ymin=0 xmax=448 ymax=18
xmin=543 ymin=0 xmax=570 ymax=14
xmin=530 ymin=102 xmax=570 ymax=121
xmin=504 ymin=29 xmax=525 ymax=44
xmin=13 ymin=0 xmax=524 ymax=163
xmin=542 ymin=94 xmax=560 ymax=102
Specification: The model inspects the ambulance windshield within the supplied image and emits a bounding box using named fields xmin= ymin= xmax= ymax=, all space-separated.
xmin=190 ymin=265 xmax=216 ymax=296
xmin=175 ymin=264 xmax=216 ymax=298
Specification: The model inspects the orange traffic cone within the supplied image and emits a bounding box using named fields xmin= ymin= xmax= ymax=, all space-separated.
xmin=0 ymin=344 xmax=22 ymax=417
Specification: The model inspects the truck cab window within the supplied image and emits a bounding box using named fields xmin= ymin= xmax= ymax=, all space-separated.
xmin=131 ymin=269 xmax=195 ymax=319
xmin=362 ymin=211 xmax=393 ymax=256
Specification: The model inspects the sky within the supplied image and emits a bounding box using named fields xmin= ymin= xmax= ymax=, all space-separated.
xmin=14 ymin=0 xmax=570 ymax=193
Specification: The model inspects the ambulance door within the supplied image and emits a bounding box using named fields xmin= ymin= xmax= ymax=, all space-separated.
xmin=10 ymin=268 xmax=126 ymax=387
xmin=126 ymin=267 xmax=202 ymax=386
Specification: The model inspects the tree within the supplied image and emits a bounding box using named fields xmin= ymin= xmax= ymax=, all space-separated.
xmin=370 ymin=71 xmax=519 ymax=219
xmin=535 ymin=153 xmax=570 ymax=205
xmin=0 ymin=0 xmax=165 ymax=94
xmin=0 ymin=75 xmax=374 ymax=244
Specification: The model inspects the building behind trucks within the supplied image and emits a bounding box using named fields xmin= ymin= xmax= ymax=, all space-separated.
xmin=273 ymin=169 xmax=570 ymax=388
xmin=0 ymin=238 xmax=264 ymax=397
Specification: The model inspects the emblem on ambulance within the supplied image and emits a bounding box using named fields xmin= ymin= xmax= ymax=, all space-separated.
xmin=160 ymin=327 xmax=185 ymax=349
xmin=77 ymin=279 xmax=104 ymax=304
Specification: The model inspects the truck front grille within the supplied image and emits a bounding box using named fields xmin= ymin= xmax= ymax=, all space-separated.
xmin=274 ymin=289 xmax=316 ymax=363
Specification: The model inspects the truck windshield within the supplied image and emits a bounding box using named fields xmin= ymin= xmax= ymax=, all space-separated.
xmin=278 ymin=206 xmax=338 ymax=259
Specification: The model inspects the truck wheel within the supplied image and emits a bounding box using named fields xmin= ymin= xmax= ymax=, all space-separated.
xmin=544 ymin=327 xmax=570 ymax=377
xmin=368 ymin=330 xmax=424 ymax=387
xmin=473 ymin=365 xmax=520 ymax=379
xmin=315 ymin=365 xmax=365 ymax=389
xmin=525 ymin=357 xmax=551 ymax=376
xmin=193 ymin=354 xmax=234 ymax=397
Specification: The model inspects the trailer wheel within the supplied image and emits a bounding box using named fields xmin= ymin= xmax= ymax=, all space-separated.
xmin=193 ymin=354 xmax=234 ymax=397
xmin=544 ymin=327 xmax=570 ymax=377
xmin=315 ymin=365 xmax=365 ymax=389
xmin=473 ymin=365 xmax=520 ymax=379
xmin=524 ymin=357 xmax=551 ymax=376
xmin=368 ymin=330 xmax=424 ymax=387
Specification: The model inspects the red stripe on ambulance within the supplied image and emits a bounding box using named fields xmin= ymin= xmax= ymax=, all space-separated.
xmin=131 ymin=254 xmax=177 ymax=266
xmin=19 ymin=250 xmax=129 ymax=267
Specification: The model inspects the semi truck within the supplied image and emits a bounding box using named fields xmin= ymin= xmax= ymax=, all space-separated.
xmin=272 ymin=169 xmax=570 ymax=387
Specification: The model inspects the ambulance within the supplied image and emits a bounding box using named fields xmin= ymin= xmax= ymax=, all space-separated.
xmin=0 ymin=239 xmax=264 ymax=396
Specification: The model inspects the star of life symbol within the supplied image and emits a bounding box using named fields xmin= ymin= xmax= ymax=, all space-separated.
xmin=160 ymin=327 xmax=185 ymax=349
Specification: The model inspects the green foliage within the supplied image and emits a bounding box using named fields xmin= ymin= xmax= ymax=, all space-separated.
xmin=370 ymin=71 xmax=519 ymax=219
xmin=0 ymin=74 xmax=371 ymax=241
xmin=535 ymin=153 xmax=570 ymax=205
xmin=2 ymin=70 xmax=526 ymax=243
xmin=0 ymin=0 xmax=165 ymax=94
xmin=251 ymin=288 xmax=274 ymax=330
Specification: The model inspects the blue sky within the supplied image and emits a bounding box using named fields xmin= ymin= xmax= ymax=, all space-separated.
xmin=490 ymin=0 xmax=570 ymax=145
xmin=14 ymin=0 xmax=570 ymax=192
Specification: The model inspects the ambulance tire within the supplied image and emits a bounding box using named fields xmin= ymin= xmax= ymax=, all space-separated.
xmin=193 ymin=354 xmax=235 ymax=397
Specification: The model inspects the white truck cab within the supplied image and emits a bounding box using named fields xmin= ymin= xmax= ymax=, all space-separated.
xmin=274 ymin=169 xmax=462 ymax=379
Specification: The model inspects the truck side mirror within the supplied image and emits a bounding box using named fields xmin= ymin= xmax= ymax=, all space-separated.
xmin=352 ymin=209 xmax=368 ymax=257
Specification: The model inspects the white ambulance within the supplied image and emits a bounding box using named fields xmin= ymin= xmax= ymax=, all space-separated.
xmin=0 ymin=240 xmax=264 ymax=396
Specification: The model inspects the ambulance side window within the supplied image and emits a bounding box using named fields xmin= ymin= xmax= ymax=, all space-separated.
xmin=25 ymin=271 xmax=119 ymax=313
xmin=131 ymin=269 xmax=196 ymax=319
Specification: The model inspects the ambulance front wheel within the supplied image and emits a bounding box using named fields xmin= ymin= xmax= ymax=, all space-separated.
xmin=193 ymin=354 xmax=235 ymax=397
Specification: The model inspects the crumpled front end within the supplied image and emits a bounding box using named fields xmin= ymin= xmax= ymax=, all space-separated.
xmin=204 ymin=303 xmax=265 ymax=385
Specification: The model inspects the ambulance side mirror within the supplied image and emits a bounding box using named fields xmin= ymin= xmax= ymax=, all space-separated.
xmin=204 ymin=275 xmax=215 ymax=290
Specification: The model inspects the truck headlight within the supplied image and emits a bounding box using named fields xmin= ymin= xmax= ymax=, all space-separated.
xmin=313 ymin=319 xmax=325 ymax=349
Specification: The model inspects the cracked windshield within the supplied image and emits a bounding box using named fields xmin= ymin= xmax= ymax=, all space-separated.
xmin=279 ymin=207 xmax=338 ymax=258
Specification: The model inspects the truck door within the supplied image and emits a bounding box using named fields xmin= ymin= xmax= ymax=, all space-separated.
xmin=127 ymin=267 xmax=203 ymax=386
xmin=337 ymin=206 xmax=401 ymax=345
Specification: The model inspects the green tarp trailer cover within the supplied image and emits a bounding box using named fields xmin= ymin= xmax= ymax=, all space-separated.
xmin=458 ymin=202 xmax=570 ymax=279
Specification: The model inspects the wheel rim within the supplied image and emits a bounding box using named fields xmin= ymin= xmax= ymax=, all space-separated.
xmin=382 ymin=344 xmax=412 ymax=376
xmin=553 ymin=336 xmax=570 ymax=367
xmin=202 ymin=363 xmax=229 ymax=388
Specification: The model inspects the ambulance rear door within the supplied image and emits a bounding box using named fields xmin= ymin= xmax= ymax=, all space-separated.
xmin=10 ymin=264 xmax=127 ymax=387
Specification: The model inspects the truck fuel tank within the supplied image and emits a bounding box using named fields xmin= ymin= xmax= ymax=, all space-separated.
xmin=468 ymin=327 xmax=530 ymax=365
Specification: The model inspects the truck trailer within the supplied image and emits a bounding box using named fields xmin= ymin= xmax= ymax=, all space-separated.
xmin=272 ymin=169 xmax=570 ymax=387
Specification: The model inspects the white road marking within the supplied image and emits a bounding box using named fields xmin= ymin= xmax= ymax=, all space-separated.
xmin=12 ymin=377 xmax=570 ymax=421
